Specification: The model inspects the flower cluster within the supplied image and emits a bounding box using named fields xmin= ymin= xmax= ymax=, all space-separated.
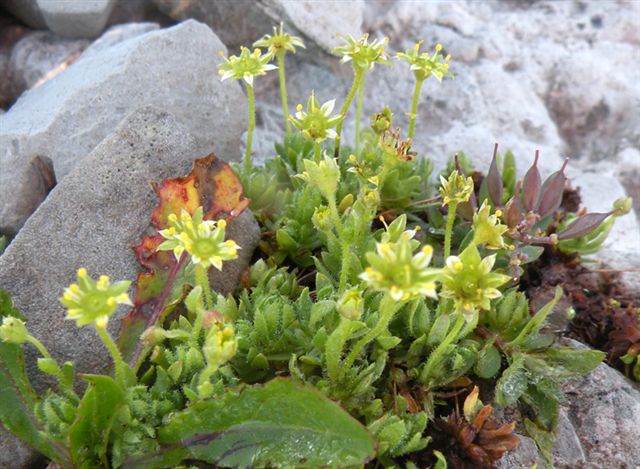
xmin=297 ymin=154 xmax=341 ymax=200
xmin=290 ymin=92 xmax=341 ymax=143
xmin=60 ymin=268 xmax=132 ymax=328
xmin=333 ymin=33 xmax=391 ymax=72
xmin=253 ymin=22 xmax=305 ymax=54
xmin=157 ymin=207 xmax=240 ymax=270
xmin=218 ymin=46 xmax=276 ymax=86
xmin=439 ymin=170 xmax=474 ymax=206
xmin=396 ymin=42 xmax=453 ymax=82
xmin=360 ymin=229 xmax=441 ymax=302
xmin=440 ymin=244 xmax=510 ymax=315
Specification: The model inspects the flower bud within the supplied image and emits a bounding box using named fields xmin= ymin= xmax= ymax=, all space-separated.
xmin=203 ymin=325 xmax=238 ymax=368
xmin=312 ymin=206 xmax=334 ymax=231
xmin=613 ymin=197 xmax=632 ymax=216
xmin=141 ymin=326 xmax=167 ymax=347
xmin=0 ymin=316 xmax=29 ymax=344
xmin=337 ymin=288 xmax=364 ymax=321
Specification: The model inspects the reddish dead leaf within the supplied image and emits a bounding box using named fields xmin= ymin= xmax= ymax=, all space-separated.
xmin=119 ymin=153 xmax=249 ymax=367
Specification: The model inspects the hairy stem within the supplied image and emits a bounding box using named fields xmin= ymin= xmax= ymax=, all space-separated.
xmin=96 ymin=325 xmax=126 ymax=388
xmin=314 ymin=141 xmax=321 ymax=163
xmin=277 ymin=50 xmax=290 ymax=134
xmin=444 ymin=202 xmax=458 ymax=260
xmin=343 ymin=294 xmax=398 ymax=370
xmin=420 ymin=312 xmax=465 ymax=386
xmin=334 ymin=70 xmax=364 ymax=158
xmin=196 ymin=264 xmax=213 ymax=311
xmin=325 ymin=318 xmax=353 ymax=382
xmin=244 ymin=84 xmax=256 ymax=177
xmin=355 ymin=74 xmax=366 ymax=157
xmin=338 ymin=242 xmax=351 ymax=293
xmin=407 ymin=78 xmax=424 ymax=140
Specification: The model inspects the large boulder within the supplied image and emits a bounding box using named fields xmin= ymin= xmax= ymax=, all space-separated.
xmin=153 ymin=0 xmax=364 ymax=55
xmin=0 ymin=20 xmax=246 ymax=236
xmin=36 ymin=0 xmax=116 ymax=38
xmin=0 ymin=107 xmax=260 ymax=467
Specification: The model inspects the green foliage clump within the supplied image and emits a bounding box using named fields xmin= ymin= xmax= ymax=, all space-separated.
xmin=0 ymin=27 xmax=633 ymax=469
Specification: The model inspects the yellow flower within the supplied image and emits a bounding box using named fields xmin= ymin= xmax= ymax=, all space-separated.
xmin=337 ymin=288 xmax=364 ymax=320
xmin=60 ymin=268 xmax=132 ymax=328
xmin=157 ymin=207 xmax=240 ymax=270
xmin=440 ymin=244 xmax=510 ymax=316
xmin=473 ymin=201 xmax=508 ymax=249
xmin=218 ymin=46 xmax=276 ymax=86
xmin=203 ymin=325 xmax=237 ymax=369
xmin=360 ymin=227 xmax=441 ymax=301
xmin=439 ymin=170 xmax=474 ymax=206
xmin=396 ymin=41 xmax=453 ymax=82
xmin=253 ymin=22 xmax=305 ymax=54
xmin=333 ymin=33 xmax=391 ymax=72
xmin=289 ymin=92 xmax=341 ymax=143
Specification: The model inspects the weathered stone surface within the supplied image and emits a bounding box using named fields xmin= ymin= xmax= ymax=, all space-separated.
xmin=553 ymin=409 xmax=586 ymax=468
xmin=36 ymin=0 xmax=116 ymax=38
xmin=496 ymin=434 xmax=542 ymax=469
xmin=153 ymin=0 xmax=364 ymax=54
xmin=0 ymin=0 xmax=46 ymax=29
xmin=0 ymin=107 xmax=259 ymax=467
xmin=9 ymin=30 xmax=89 ymax=93
xmin=0 ymin=20 xmax=246 ymax=236
xmin=561 ymin=339 xmax=640 ymax=468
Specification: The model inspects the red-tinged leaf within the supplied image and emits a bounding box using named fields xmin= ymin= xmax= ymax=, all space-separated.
xmin=487 ymin=143 xmax=503 ymax=207
xmin=556 ymin=211 xmax=614 ymax=240
xmin=522 ymin=150 xmax=541 ymax=212
xmin=119 ymin=153 xmax=249 ymax=367
xmin=538 ymin=158 xmax=568 ymax=218
xmin=505 ymin=181 xmax=524 ymax=228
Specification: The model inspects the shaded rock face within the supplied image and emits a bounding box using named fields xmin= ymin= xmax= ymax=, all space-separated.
xmin=0 ymin=20 xmax=246 ymax=236
xmin=36 ymin=0 xmax=116 ymax=38
xmin=0 ymin=107 xmax=259 ymax=467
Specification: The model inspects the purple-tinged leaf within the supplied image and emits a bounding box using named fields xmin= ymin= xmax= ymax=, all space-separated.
xmin=538 ymin=158 xmax=568 ymax=218
xmin=556 ymin=211 xmax=614 ymax=240
xmin=487 ymin=143 xmax=503 ymax=206
xmin=522 ymin=150 xmax=541 ymax=212
xmin=505 ymin=181 xmax=524 ymax=228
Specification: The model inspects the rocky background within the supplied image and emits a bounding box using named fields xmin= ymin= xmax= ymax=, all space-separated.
xmin=0 ymin=1 xmax=638 ymax=468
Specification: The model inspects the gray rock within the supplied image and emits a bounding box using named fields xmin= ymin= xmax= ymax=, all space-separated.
xmin=0 ymin=107 xmax=259 ymax=467
xmin=553 ymin=409 xmax=586 ymax=468
xmin=496 ymin=434 xmax=542 ymax=469
xmin=36 ymin=0 xmax=116 ymax=38
xmin=0 ymin=0 xmax=46 ymax=29
xmin=80 ymin=21 xmax=159 ymax=58
xmin=561 ymin=340 xmax=640 ymax=468
xmin=0 ymin=20 xmax=246 ymax=236
xmin=153 ymin=0 xmax=364 ymax=55
xmin=9 ymin=30 xmax=89 ymax=94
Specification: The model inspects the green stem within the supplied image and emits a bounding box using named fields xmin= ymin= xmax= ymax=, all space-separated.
xmin=327 ymin=196 xmax=343 ymax=235
xmin=96 ymin=325 xmax=125 ymax=388
xmin=314 ymin=141 xmax=321 ymax=163
xmin=326 ymin=318 xmax=353 ymax=382
xmin=334 ymin=70 xmax=364 ymax=158
xmin=196 ymin=264 xmax=213 ymax=311
xmin=420 ymin=312 xmax=465 ymax=386
xmin=26 ymin=336 xmax=54 ymax=362
xmin=444 ymin=202 xmax=458 ymax=260
xmin=407 ymin=78 xmax=424 ymax=140
xmin=343 ymin=294 xmax=399 ymax=370
xmin=277 ymin=50 xmax=290 ymax=134
xmin=244 ymin=84 xmax=256 ymax=177
xmin=355 ymin=74 xmax=366 ymax=158
xmin=338 ymin=242 xmax=351 ymax=293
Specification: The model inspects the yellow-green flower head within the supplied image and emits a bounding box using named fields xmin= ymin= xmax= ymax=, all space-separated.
xmin=333 ymin=33 xmax=391 ymax=72
xmin=613 ymin=196 xmax=632 ymax=216
xmin=0 ymin=316 xmax=29 ymax=344
xmin=218 ymin=46 xmax=277 ymax=86
xmin=297 ymin=154 xmax=341 ymax=200
xmin=203 ymin=325 xmax=237 ymax=368
xmin=440 ymin=244 xmax=510 ymax=316
xmin=312 ymin=205 xmax=334 ymax=231
xmin=439 ymin=170 xmax=474 ymax=206
xmin=337 ymin=288 xmax=365 ymax=321
xmin=253 ymin=22 xmax=305 ymax=54
xmin=290 ymin=92 xmax=341 ymax=143
xmin=157 ymin=207 xmax=240 ymax=270
xmin=360 ymin=229 xmax=441 ymax=301
xmin=473 ymin=201 xmax=508 ymax=249
xmin=60 ymin=268 xmax=132 ymax=328
xmin=396 ymin=41 xmax=454 ymax=82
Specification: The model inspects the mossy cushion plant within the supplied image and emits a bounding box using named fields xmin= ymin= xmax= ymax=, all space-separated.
xmin=0 ymin=28 xmax=634 ymax=469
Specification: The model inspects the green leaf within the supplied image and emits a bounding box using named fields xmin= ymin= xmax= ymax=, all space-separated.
xmin=130 ymin=378 xmax=376 ymax=468
xmin=0 ymin=235 xmax=6 ymax=255
xmin=475 ymin=344 xmax=502 ymax=379
xmin=68 ymin=375 xmax=125 ymax=468
xmin=540 ymin=347 xmax=604 ymax=375
xmin=524 ymin=418 xmax=555 ymax=467
xmin=0 ymin=290 xmax=63 ymax=464
xmin=509 ymin=286 xmax=562 ymax=347
xmin=494 ymin=354 xmax=529 ymax=407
